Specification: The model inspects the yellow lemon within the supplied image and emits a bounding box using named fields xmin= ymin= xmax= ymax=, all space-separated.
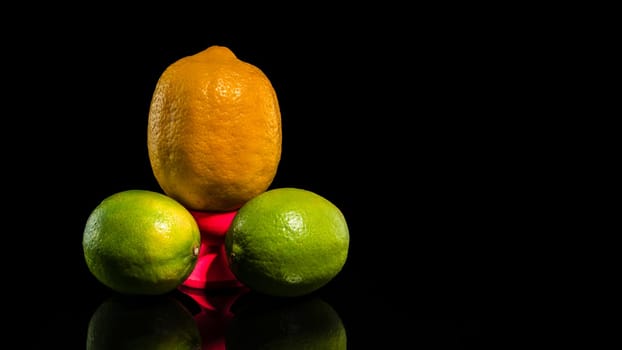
xmin=147 ymin=45 xmax=282 ymax=212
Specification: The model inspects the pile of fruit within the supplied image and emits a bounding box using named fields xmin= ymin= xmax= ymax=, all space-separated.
xmin=82 ymin=45 xmax=349 ymax=298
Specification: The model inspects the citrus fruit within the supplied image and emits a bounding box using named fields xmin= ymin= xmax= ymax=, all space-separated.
xmin=86 ymin=295 xmax=201 ymax=349
xmin=224 ymin=187 xmax=349 ymax=297
xmin=82 ymin=189 xmax=201 ymax=295
xmin=147 ymin=45 xmax=282 ymax=212
xmin=225 ymin=295 xmax=347 ymax=349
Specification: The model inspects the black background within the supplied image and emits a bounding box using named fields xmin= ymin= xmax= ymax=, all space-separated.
xmin=9 ymin=8 xmax=490 ymax=347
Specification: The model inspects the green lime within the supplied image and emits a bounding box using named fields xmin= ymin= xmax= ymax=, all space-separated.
xmin=86 ymin=295 xmax=201 ymax=349
xmin=225 ymin=295 xmax=347 ymax=349
xmin=83 ymin=189 xmax=201 ymax=295
xmin=224 ymin=187 xmax=349 ymax=297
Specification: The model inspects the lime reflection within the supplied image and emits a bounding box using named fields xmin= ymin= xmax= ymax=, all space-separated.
xmin=225 ymin=293 xmax=347 ymax=350
xmin=86 ymin=294 xmax=201 ymax=350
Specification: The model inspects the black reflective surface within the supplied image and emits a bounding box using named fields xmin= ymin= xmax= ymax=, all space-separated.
xmin=11 ymin=11 xmax=488 ymax=348
xmin=34 ymin=271 xmax=480 ymax=348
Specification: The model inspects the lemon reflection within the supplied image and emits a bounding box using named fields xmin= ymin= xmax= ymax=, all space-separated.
xmin=225 ymin=294 xmax=347 ymax=350
xmin=86 ymin=294 xmax=201 ymax=350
